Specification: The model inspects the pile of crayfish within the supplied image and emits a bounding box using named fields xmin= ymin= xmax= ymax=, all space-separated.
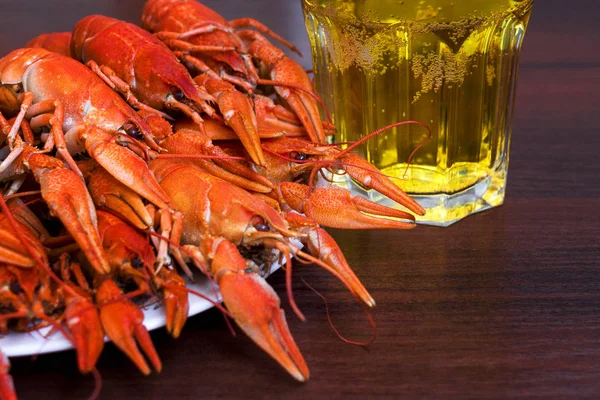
xmin=0 ymin=0 xmax=427 ymax=398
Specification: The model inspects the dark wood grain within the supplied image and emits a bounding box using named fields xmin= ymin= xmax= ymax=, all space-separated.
xmin=2 ymin=0 xmax=600 ymax=399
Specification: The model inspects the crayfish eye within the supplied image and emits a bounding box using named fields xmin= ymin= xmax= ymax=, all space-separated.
xmin=251 ymin=216 xmax=271 ymax=232
xmin=289 ymin=151 xmax=308 ymax=161
xmin=131 ymin=257 xmax=143 ymax=269
xmin=224 ymin=65 xmax=235 ymax=75
xmin=255 ymin=223 xmax=270 ymax=232
xmin=122 ymin=122 xmax=143 ymax=140
xmin=10 ymin=281 xmax=20 ymax=294
xmin=170 ymin=87 xmax=185 ymax=102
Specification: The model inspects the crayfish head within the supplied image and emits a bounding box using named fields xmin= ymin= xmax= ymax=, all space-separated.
xmin=262 ymin=137 xmax=337 ymax=182
xmin=263 ymin=137 xmax=330 ymax=160
xmin=110 ymin=97 xmax=162 ymax=152
xmin=109 ymin=124 xmax=156 ymax=160
xmin=0 ymin=48 xmax=53 ymax=96
xmin=241 ymin=215 xmax=287 ymax=246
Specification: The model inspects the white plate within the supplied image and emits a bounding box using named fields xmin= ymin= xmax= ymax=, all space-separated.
xmin=0 ymin=262 xmax=284 ymax=358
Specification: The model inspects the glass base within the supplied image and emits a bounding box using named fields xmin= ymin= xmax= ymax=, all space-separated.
xmin=329 ymin=170 xmax=507 ymax=227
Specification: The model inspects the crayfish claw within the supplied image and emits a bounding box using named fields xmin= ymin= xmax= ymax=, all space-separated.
xmin=97 ymin=279 xmax=162 ymax=375
xmin=88 ymin=166 xmax=154 ymax=229
xmin=160 ymin=128 xmax=274 ymax=193
xmin=194 ymin=74 xmax=266 ymax=166
xmin=159 ymin=269 xmax=189 ymax=339
xmin=279 ymin=183 xmax=416 ymax=230
xmin=64 ymin=297 xmax=104 ymax=374
xmin=305 ymin=227 xmax=376 ymax=308
xmin=341 ymin=153 xmax=426 ymax=216
xmin=220 ymin=268 xmax=310 ymax=382
xmin=28 ymin=153 xmax=111 ymax=275
xmin=204 ymin=237 xmax=309 ymax=382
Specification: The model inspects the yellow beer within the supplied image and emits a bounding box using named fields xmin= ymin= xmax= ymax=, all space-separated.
xmin=302 ymin=0 xmax=534 ymax=225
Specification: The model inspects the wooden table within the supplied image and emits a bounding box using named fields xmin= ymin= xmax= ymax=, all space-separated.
xmin=2 ymin=0 xmax=599 ymax=398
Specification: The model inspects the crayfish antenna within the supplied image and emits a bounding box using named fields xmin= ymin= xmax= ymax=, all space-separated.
xmin=263 ymin=238 xmax=306 ymax=322
xmin=302 ymin=278 xmax=377 ymax=348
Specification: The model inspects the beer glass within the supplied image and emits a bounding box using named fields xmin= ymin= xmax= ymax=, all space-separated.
xmin=302 ymin=0 xmax=535 ymax=226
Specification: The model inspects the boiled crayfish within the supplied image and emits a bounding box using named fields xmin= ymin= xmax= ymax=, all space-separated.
xmin=0 ymin=0 xmax=428 ymax=398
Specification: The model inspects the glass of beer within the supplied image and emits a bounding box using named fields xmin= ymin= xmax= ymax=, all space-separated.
xmin=302 ymin=0 xmax=535 ymax=226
